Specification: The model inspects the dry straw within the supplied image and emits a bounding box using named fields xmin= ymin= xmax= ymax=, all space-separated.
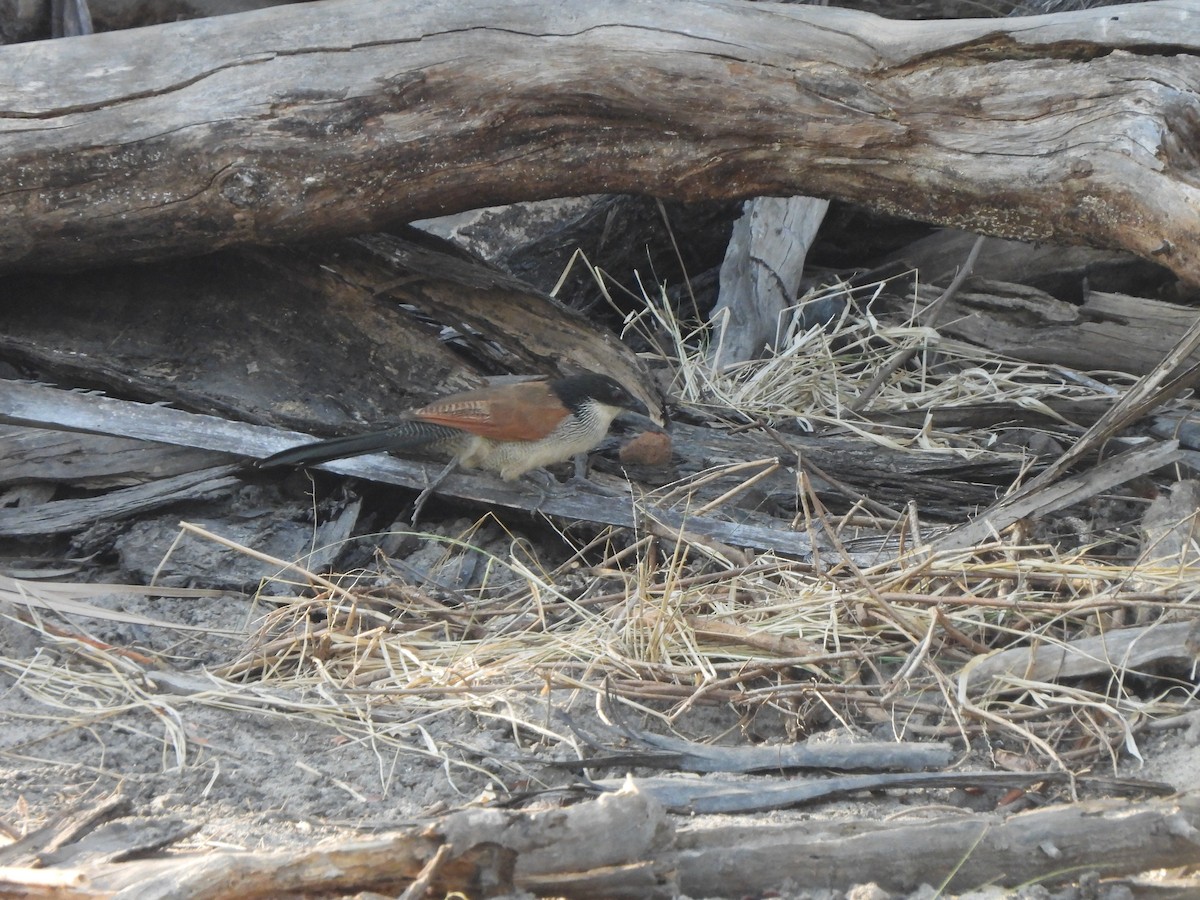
xmin=3 ymin=269 xmax=1196 ymax=789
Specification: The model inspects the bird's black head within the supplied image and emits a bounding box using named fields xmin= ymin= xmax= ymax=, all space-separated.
xmin=553 ymin=373 xmax=650 ymax=417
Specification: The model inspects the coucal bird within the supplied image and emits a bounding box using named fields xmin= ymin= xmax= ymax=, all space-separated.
xmin=257 ymin=373 xmax=652 ymax=489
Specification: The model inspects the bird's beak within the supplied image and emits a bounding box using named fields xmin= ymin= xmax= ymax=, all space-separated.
xmin=615 ymin=409 xmax=665 ymax=433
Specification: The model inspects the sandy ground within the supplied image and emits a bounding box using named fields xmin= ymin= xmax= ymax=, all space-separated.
xmin=3 ymin=498 xmax=1199 ymax=899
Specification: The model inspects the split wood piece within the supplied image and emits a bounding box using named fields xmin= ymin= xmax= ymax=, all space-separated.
xmin=0 ymin=380 xmax=816 ymax=555
xmin=959 ymin=619 xmax=1200 ymax=698
xmin=1 ymin=2 xmax=1199 ymax=284
xmin=0 ymin=378 xmax=1046 ymax=544
xmin=0 ymin=236 xmax=649 ymax=431
xmin=558 ymin=715 xmax=955 ymax=774
xmin=887 ymin=229 xmax=1178 ymax=300
xmin=37 ymin=818 xmax=201 ymax=870
xmin=85 ymin=786 xmax=677 ymax=900
xmin=933 ymin=439 xmax=1182 ymax=551
xmin=16 ymin=787 xmax=1199 ymax=898
xmin=908 ymin=279 xmax=1200 ymax=377
xmin=0 ymin=792 xmax=127 ymax=868
xmin=676 ymin=792 xmax=1200 ymax=897
xmin=346 ymin=232 xmax=654 ymax=411
xmin=672 ymin=415 xmax=1028 ymax=514
xmin=709 ymin=196 xmax=829 ymax=367
xmin=0 ymin=465 xmax=242 ymax=537
xmin=593 ymin=770 xmax=1171 ymax=816
xmin=0 ymin=426 xmax=226 ymax=486
xmin=0 ymin=378 xmax=1042 ymax=548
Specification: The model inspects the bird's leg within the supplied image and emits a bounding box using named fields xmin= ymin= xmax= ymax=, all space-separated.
xmin=565 ymin=452 xmax=620 ymax=496
xmin=411 ymin=458 xmax=459 ymax=526
xmin=523 ymin=465 xmax=608 ymax=497
xmin=517 ymin=467 xmax=560 ymax=505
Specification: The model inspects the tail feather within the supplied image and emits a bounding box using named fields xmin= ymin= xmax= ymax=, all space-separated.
xmin=257 ymin=421 xmax=461 ymax=469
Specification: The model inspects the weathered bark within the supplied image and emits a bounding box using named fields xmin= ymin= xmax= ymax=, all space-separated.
xmin=960 ymin=620 xmax=1199 ymax=697
xmin=0 ymin=0 xmax=1044 ymax=45
xmin=676 ymin=793 xmax=1200 ymax=896
xmin=888 ymin=228 xmax=1181 ymax=301
xmin=12 ymin=786 xmax=1200 ymax=898
xmin=2 ymin=0 xmax=1198 ymax=282
xmin=0 ymin=0 xmax=301 ymax=43
xmin=0 ymin=233 xmax=653 ymax=429
xmin=895 ymin=280 xmax=1200 ymax=377
xmin=709 ymin=196 xmax=829 ymax=366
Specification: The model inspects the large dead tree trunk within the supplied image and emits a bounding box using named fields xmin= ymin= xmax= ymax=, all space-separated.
xmin=3 ymin=0 xmax=1199 ymax=282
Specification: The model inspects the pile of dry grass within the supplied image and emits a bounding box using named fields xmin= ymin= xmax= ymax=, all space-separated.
xmin=4 ymin=271 xmax=1196 ymax=786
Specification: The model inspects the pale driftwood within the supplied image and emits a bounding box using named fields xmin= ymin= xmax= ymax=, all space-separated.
xmin=0 ymin=466 xmax=241 ymax=536
xmin=87 ymin=787 xmax=677 ymax=900
xmin=676 ymin=793 xmax=1200 ymax=896
xmin=709 ymin=196 xmax=829 ymax=367
xmin=0 ymin=380 xmax=818 ymax=553
xmin=2 ymin=1 xmax=1199 ymax=284
xmin=0 ymin=427 xmax=224 ymax=486
xmin=933 ymin=439 xmax=1183 ymax=551
xmin=13 ymin=787 xmax=1199 ymax=898
xmin=0 ymin=0 xmax=1032 ymax=45
xmin=912 ymin=280 xmax=1200 ymax=377
xmin=960 ymin=620 xmax=1200 ymax=698
xmin=595 ymin=770 xmax=1165 ymax=816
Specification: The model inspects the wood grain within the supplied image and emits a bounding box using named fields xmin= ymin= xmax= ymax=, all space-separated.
xmin=0 ymin=1 xmax=1197 ymax=281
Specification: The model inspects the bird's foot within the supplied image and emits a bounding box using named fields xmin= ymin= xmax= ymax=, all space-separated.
xmin=565 ymin=471 xmax=623 ymax=498
xmin=410 ymin=459 xmax=460 ymax=526
xmin=521 ymin=463 xmax=624 ymax=500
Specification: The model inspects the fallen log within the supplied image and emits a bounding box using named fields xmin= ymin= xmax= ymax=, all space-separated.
xmin=0 ymin=378 xmax=1035 ymax=548
xmin=7 ymin=787 xmax=1199 ymax=898
xmin=2 ymin=0 xmax=1198 ymax=283
xmin=675 ymin=792 xmax=1200 ymax=897
xmin=0 ymin=234 xmax=653 ymax=429
xmin=903 ymin=280 xmax=1200 ymax=377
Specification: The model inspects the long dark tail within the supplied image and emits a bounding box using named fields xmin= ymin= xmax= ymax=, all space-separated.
xmin=256 ymin=421 xmax=460 ymax=469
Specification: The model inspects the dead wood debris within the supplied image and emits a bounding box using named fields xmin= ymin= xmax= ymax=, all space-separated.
xmin=3 ymin=234 xmax=1199 ymax=789
xmin=3 ymin=52 xmax=1200 ymax=892
xmin=587 ymin=769 xmax=1171 ymax=816
xmin=4 ymin=2 xmax=1200 ymax=286
xmin=555 ymin=710 xmax=957 ymax=774
xmin=1 ymin=785 xmax=1196 ymax=899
